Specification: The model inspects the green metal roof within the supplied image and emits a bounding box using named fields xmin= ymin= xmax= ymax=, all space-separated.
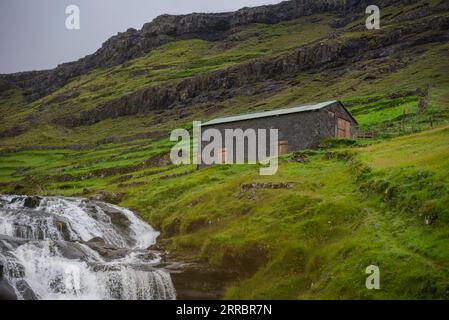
xmin=202 ymin=100 xmax=342 ymax=127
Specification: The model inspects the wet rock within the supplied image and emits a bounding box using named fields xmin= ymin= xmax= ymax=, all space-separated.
xmin=15 ymin=280 xmax=38 ymax=300
xmin=136 ymin=251 xmax=159 ymax=262
xmin=54 ymin=218 xmax=73 ymax=241
xmin=0 ymin=280 xmax=17 ymax=300
xmin=85 ymin=237 xmax=129 ymax=260
xmin=1 ymin=208 xmax=68 ymax=240
xmin=169 ymin=262 xmax=238 ymax=300
xmin=52 ymin=241 xmax=96 ymax=261
xmin=96 ymin=203 xmax=131 ymax=231
xmin=0 ymin=235 xmax=27 ymax=251
xmin=0 ymin=283 xmax=17 ymax=300
xmin=0 ymin=263 xmax=18 ymax=300
xmin=158 ymin=244 xmax=240 ymax=300
xmin=23 ymin=196 xmax=42 ymax=208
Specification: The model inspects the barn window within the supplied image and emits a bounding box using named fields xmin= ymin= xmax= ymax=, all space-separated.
xmin=328 ymin=111 xmax=335 ymax=118
xmin=217 ymin=148 xmax=227 ymax=164
xmin=278 ymin=140 xmax=289 ymax=155
xmin=337 ymin=118 xmax=351 ymax=138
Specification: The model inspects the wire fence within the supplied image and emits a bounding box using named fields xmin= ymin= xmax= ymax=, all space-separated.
xmin=356 ymin=115 xmax=445 ymax=139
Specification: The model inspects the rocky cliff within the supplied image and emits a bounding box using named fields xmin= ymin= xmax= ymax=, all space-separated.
xmin=54 ymin=14 xmax=449 ymax=127
xmin=1 ymin=0 xmax=409 ymax=102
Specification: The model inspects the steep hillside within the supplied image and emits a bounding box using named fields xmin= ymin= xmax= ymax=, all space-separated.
xmin=0 ymin=0 xmax=449 ymax=299
xmin=0 ymin=0 xmax=411 ymax=102
xmin=0 ymin=0 xmax=448 ymax=147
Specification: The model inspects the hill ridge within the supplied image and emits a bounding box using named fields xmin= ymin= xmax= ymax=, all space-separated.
xmin=1 ymin=0 xmax=404 ymax=101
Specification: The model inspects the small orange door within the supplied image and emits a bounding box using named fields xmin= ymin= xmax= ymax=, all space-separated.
xmin=217 ymin=148 xmax=227 ymax=164
xmin=278 ymin=140 xmax=289 ymax=155
xmin=337 ymin=118 xmax=351 ymax=138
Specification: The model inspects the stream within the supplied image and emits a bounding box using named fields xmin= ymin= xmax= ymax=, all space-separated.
xmin=0 ymin=195 xmax=176 ymax=300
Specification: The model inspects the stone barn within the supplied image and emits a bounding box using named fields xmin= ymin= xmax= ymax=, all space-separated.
xmin=199 ymin=100 xmax=357 ymax=164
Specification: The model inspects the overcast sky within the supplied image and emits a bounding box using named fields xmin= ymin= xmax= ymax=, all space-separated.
xmin=0 ymin=0 xmax=284 ymax=74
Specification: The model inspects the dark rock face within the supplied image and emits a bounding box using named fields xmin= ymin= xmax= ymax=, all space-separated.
xmin=54 ymin=219 xmax=72 ymax=241
xmin=170 ymin=263 xmax=238 ymax=300
xmin=159 ymin=249 xmax=239 ymax=300
xmin=15 ymin=279 xmax=38 ymax=300
xmin=0 ymin=0 xmax=406 ymax=102
xmin=0 ymin=125 xmax=26 ymax=139
xmin=164 ymin=247 xmax=267 ymax=299
xmin=23 ymin=196 xmax=42 ymax=209
xmin=0 ymin=252 xmax=18 ymax=300
xmin=85 ymin=237 xmax=129 ymax=260
xmin=0 ymin=279 xmax=18 ymax=300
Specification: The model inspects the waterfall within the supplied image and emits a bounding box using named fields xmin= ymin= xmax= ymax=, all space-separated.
xmin=0 ymin=195 xmax=176 ymax=300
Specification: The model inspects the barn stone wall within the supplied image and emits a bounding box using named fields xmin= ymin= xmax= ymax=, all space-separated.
xmin=199 ymin=102 xmax=356 ymax=164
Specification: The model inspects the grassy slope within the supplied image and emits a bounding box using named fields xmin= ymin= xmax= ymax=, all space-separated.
xmin=0 ymin=88 xmax=448 ymax=299
xmin=0 ymin=0 xmax=448 ymax=299
xmin=0 ymin=125 xmax=447 ymax=299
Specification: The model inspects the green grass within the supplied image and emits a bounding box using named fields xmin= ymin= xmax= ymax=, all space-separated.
xmin=0 ymin=0 xmax=448 ymax=299
xmin=348 ymin=96 xmax=419 ymax=128
xmin=0 ymin=125 xmax=448 ymax=299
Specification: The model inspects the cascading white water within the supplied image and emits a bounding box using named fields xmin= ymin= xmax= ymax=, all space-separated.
xmin=0 ymin=195 xmax=176 ymax=300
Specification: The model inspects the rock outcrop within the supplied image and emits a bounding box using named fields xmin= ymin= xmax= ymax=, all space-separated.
xmin=0 ymin=263 xmax=18 ymax=300
xmin=0 ymin=0 xmax=410 ymax=102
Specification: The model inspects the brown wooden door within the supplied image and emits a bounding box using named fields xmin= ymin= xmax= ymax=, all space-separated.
xmin=278 ymin=140 xmax=288 ymax=155
xmin=337 ymin=118 xmax=351 ymax=138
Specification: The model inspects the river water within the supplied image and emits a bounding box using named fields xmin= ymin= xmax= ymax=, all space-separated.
xmin=0 ymin=195 xmax=176 ymax=300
